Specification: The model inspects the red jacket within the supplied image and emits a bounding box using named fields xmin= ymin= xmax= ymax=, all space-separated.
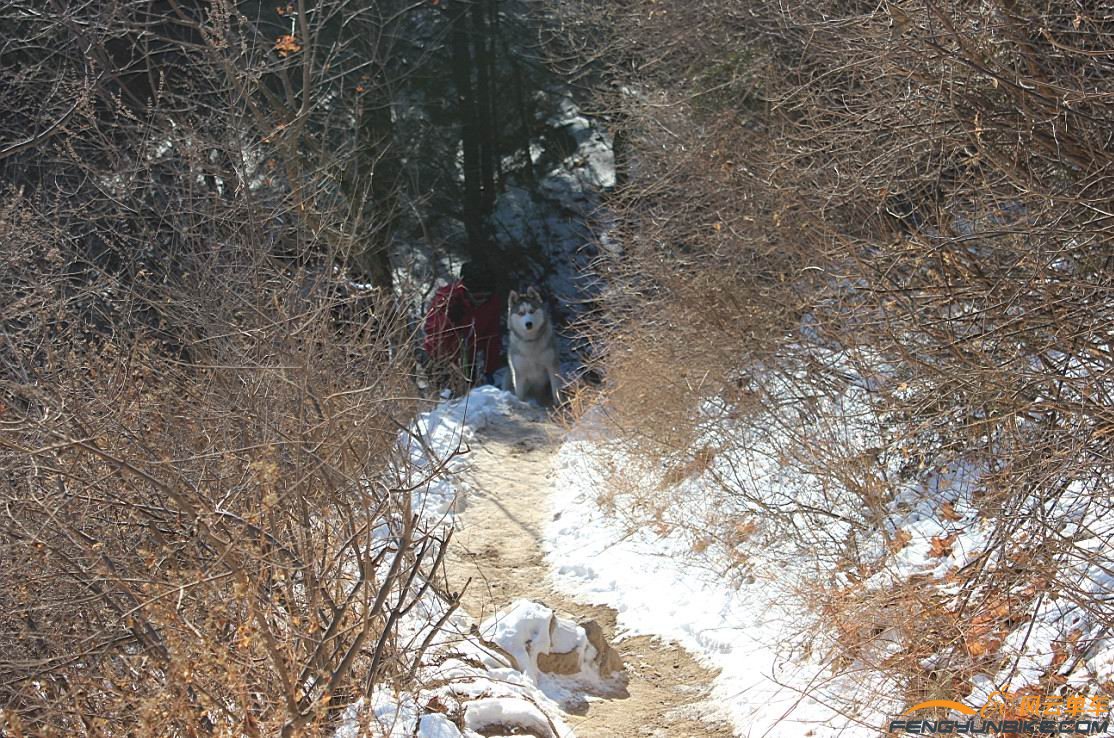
xmin=422 ymin=281 xmax=504 ymax=374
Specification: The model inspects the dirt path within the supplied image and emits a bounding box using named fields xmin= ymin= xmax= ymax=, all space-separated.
xmin=443 ymin=407 xmax=733 ymax=738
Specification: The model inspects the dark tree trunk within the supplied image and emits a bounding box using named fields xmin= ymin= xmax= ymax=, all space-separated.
xmin=449 ymin=0 xmax=486 ymax=251
xmin=472 ymin=0 xmax=497 ymax=210
xmin=355 ymin=93 xmax=398 ymax=290
xmin=486 ymin=0 xmax=504 ymax=191
xmin=501 ymin=22 xmax=534 ymax=184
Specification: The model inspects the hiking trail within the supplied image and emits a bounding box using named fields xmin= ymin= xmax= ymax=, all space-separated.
xmin=443 ymin=405 xmax=734 ymax=738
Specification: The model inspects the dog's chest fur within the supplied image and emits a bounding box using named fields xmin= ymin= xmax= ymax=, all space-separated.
xmin=508 ymin=327 xmax=558 ymax=370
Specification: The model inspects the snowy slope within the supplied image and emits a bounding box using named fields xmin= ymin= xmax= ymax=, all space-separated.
xmin=544 ymin=380 xmax=1114 ymax=736
xmin=544 ymin=410 xmax=903 ymax=737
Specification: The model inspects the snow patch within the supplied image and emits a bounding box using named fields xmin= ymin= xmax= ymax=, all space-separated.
xmin=400 ymin=386 xmax=529 ymax=520
xmin=545 ymin=432 xmax=902 ymax=737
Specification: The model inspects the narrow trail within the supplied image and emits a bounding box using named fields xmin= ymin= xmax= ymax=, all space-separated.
xmin=443 ymin=407 xmax=734 ymax=738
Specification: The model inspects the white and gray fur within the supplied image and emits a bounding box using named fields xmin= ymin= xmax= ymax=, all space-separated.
xmin=505 ymin=287 xmax=562 ymax=406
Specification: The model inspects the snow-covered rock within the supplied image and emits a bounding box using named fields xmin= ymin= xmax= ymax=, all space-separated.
xmin=480 ymin=599 xmax=623 ymax=687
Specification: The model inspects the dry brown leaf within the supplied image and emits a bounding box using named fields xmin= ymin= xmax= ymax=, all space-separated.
xmin=888 ymin=528 xmax=912 ymax=552
xmin=274 ymin=34 xmax=302 ymax=57
xmin=929 ymin=533 xmax=957 ymax=558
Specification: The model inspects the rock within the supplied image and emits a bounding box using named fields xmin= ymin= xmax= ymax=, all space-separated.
xmin=537 ymin=647 xmax=581 ymax=675
xmin=464 ymin=696 xmax=554 ymax=738
xmin=480 ymin=600 xmax=624 ymax=683
xmin=535 ymin=611 xmax=586 ymax=675
xmin=581 ymin=618 xmax=624 ymax=678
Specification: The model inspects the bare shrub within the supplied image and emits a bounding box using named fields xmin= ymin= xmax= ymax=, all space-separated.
xmin=0 ymin=204 xmax=457 ymax=734
xmin=543 ymin=0 xmax=1114 ymax=713
xmin=0 ymin=0 xmax=459 ymax=734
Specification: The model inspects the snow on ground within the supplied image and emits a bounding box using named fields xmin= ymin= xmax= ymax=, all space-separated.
xmin=544 ymin=407 xmax=903 ymax=737
xmin=543 ymin=367 xmax=1114 ymax=736
xmin=477 ymin=598 xmax=618 ymax=703
xmin=397 ymin=385 xmax=516 ymax=521
xmin=339 ymin=387 xmax=582 ymax=738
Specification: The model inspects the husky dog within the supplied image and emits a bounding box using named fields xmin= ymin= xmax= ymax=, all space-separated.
xmin=506 ymin=287 xmax=562 ymax=406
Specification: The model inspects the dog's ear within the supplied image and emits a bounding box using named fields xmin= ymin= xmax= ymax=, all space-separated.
xmin=508 ymin=289 xmax=519 ymax=305
xmin=526 ymin=286 xmax=541 ymax=302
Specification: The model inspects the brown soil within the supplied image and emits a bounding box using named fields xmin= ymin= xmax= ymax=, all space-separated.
xmin=443 ymin=407 xmax=734 ymax=738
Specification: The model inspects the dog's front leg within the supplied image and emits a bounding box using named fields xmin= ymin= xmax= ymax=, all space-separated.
xmin=547 ymin=366 xmax=563 ymax=406
xmin=510 ymin=361 xmax=527 ymax=401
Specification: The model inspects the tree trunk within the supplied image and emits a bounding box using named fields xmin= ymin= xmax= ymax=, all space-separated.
xmin=449 ymin=0 xmax=485 ymax=251
xmin=359 ymin=94 xmax=398 ymax=290
xmin=472 ymin=0 xmax=498 ymax=210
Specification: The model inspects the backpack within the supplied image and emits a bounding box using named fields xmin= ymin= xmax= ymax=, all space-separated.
xmin=422 ymin=282 xmax=474 ymax=361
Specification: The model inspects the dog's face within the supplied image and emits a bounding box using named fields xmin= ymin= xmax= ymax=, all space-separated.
xmin=507 ymin=288 xmax=547 ymax=338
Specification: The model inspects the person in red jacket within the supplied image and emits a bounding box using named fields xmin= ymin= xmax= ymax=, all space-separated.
xmin=422 ymin=262 xmax=505 ymax=392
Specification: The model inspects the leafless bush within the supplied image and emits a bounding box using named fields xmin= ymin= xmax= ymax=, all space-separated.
xmin=0 ymin=192 xmax=461 ymax=737
xmin=545 ymin=0 xmax=1114 ymax=708
xmin=0 ymin=1 xmax=461 ymax=734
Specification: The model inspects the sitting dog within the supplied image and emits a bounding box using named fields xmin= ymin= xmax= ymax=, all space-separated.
xmin=505 ymin=287 xmax=562 ymax=406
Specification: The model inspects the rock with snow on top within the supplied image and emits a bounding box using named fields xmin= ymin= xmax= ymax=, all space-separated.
xmin=480 ymin=599 xmax=623 ymax=686
xmin=463 ymin=696 xmax=554 ymax=738
xmin=417 ymin=713 xmax=463 ymax=738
